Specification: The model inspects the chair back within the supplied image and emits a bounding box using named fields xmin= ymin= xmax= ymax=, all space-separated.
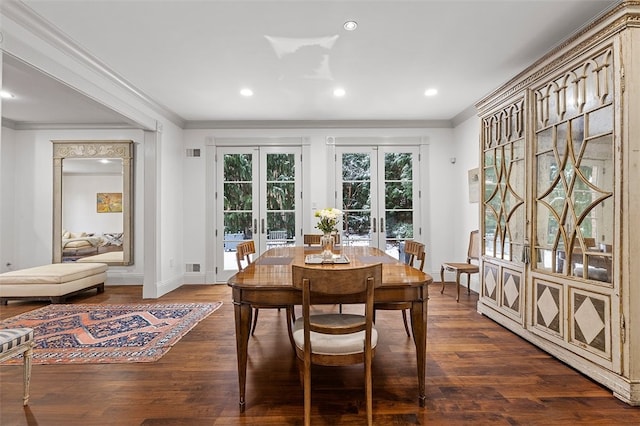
xmin=292 ymin=263 xmax=382 ymax=334
xmin=236 ymin=240 xmax=256 ymax=270
xmin=404 ymin=240 xmax=426 ymax=271
xmin=303 ymin=233 xmax=340 ymax=246
xmin=467 ymin=230 xmax=480 ymax=263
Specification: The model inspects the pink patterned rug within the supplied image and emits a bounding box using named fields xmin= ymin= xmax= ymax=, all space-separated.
xmin=0 ymin=302 xmax=222 ymax=364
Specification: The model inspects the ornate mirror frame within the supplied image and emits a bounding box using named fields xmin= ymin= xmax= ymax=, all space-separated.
xmin=52 ymin=140 xmax=134 ymax=266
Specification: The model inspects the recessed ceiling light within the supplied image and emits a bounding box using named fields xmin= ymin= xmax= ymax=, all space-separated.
xmin=344 ymin=21 xmax=358 ymax=31
xmin=100 ymin=159 xmax=110 ymax=164
xmin=333 ymin=88 xmax=346 ymax=97
xmin=424 ymin=88 xmax=438 ymax=97
xmin=240 ymin=88 xmax=253 ymax=97
xmin=0 ymin=90 xmax=15 ymax=99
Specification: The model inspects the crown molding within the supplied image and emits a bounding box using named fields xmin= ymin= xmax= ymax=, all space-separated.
xmin=1 ymin=117 xmax=17 ymax=130
xmin=185 ymin=119 xmax=453 ymax=130
xmin=10 ymin=122 xmax=140 ymax=131
xmin=451 ymin=105 xmax=478 ymax=128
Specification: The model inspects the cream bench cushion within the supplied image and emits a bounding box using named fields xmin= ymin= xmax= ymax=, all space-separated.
xmin=0 ymin=263 xmax=107 ymax=304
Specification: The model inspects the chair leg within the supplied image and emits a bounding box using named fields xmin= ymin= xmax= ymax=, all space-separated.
xmin=440 ymin=266 xmax=446 ymax=294
xmin=401 ymin=310 xmax=411 ymax=337
xmin=456 ymin=272 xmax=461 ymax=302
xmin=365 ymin=350 xmax=373 ymax=426
xmin=285 ymin=306 xmax=296 ymax=353
xmin=250 ymin=308 xmax=259 ymax=336
xmin=23 ymin=344 xmax=33 ymax=406
xmin=466 ymin=273 xmax=472 ymax=295
xmin=304 ymin=355 xmax=312 ymax=426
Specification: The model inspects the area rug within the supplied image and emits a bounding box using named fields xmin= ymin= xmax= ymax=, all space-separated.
xmin=0 ymin=302 xmax=222 ymax=365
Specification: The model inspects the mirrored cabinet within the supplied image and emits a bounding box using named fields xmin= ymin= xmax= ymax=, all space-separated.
xmin=476 ymin=2 xmax=640 ymax=406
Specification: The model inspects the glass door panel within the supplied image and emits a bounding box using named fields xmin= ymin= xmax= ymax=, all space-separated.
xmin=336 ymin=146 xmax=419 ymax=259
xmin=262 ymin=150 xmax=300 ymax=251
xmin=340 ymin=150 xmax=376 ymax=247
xmin=217 ymin=146 xmax=301 ymax=282
xmin=219 ymin=149 xmax=258 ymax=275
xmin=383 ymin=150 xmax=417 ymax=259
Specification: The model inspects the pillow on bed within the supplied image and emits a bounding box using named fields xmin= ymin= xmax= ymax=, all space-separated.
xmin=63 ymin=231 xmax=71 ymax=239
xmin=69 ymin=232 xmax=87 ymax=238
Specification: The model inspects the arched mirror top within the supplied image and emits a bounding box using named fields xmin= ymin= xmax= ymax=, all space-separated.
xmin=52 ymin=140 xmax=134 ymax=266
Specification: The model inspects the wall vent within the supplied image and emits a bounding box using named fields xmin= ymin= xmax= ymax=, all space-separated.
xmin=186 ymin=148 xmax=201 ymax=158
xmin=186 ymin=263 xmax=201 ymax=272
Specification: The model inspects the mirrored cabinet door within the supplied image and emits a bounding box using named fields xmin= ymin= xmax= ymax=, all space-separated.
xmin=533 ymin=48 xmax=614 ymax=284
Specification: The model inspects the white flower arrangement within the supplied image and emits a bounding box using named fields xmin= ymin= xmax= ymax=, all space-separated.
xmin=314 ymin=208 xmax=343 ymax=234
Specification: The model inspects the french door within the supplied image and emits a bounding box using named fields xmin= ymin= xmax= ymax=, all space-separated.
xmin=335 ymin=146 xmax=420 ymax=259
xmin=216 ymin=146 xmax=301 ymax=282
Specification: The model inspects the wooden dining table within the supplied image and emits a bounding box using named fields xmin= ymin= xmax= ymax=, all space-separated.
xmin=227 ymin=245 xmax=432 ymax=412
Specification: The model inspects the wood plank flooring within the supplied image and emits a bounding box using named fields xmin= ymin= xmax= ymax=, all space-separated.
xmin=1 ymin=283 xmax=639 ymax=425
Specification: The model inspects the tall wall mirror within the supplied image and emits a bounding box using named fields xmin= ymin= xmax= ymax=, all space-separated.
xmin=52 ymin=140 xmax=133 ymax=266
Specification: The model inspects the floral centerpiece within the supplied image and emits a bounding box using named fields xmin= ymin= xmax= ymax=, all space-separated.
xmin=315 ymin=208 xmax=342 ymax=259
xmin=314 ymin=207 xmax=342 ymax=234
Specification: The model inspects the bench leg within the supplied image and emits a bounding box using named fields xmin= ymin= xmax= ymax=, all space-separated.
xmin=23 ymin=344 xmax=33 ymax=406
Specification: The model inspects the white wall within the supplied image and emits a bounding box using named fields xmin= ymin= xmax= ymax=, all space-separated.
xmin=63 ymin=174 xmax=123 ymax=234
xmin=157 ymin=122 xmax=185 ymax=294
xmin=447 ymin=114 xmax=482 ymax=291
xmin=0 ymin=126 xmax=16 ymax=272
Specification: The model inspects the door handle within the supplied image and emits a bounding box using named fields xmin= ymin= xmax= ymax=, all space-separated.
xmin=253 ymin=219 xmax=257 ymax=235
xmin=372 ymin=217 xmax=376 ymax=233
xmin=380 ymin=217 xmax=384 ymax=232
xmin=261 ymin=219 xmax=265 ymax=234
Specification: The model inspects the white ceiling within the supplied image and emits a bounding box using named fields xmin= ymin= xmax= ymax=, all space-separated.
xmin=1 ymin=0 xmax=619 ymax=128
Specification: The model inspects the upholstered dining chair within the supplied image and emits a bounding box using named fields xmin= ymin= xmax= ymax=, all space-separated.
xmin=292 ymin=263 xmax=382 ymax=426
xmin=374 ymin=240 xmax=425 ymax=337
xmin=236 ymin=240 xmax=295 ymax=346
xmin=440 ymin=230 xmax=480 ymax=301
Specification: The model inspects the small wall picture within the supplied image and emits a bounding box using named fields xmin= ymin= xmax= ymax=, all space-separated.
xmin=97 ymin=192 xmax=123 ymax=213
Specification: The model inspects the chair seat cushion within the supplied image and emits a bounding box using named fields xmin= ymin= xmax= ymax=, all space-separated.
xmin=293 ymin=314 xmax=378 ymax=355
xmin=0 ymin=328 xmax=34 ymax=354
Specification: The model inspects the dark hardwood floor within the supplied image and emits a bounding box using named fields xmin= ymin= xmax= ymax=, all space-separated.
xmin=1 ymin=283 xmax=639 ymax=425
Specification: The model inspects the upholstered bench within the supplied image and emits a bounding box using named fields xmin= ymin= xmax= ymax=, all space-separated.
xmin=0 ymin=263 xmax=107 ymax=305
xmin=0 ymin=328 xmax=35 ymax=405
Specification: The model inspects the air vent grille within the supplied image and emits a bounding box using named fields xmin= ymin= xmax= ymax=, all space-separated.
xmin=186 ymin=148 xmax=201 ymax=157
xmin=186 ymin=263 xmax=201 ymax=272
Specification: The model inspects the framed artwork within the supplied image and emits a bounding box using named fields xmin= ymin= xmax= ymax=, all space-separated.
xmin=97 ymin=192 xmax=123 ymax=213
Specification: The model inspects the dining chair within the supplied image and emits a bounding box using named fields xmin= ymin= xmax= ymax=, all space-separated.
xmin=292 ymin=263 xmax=382 ymax=426
xmin=374 ymin=240 xmax=425 ymax=337
xmin=236 ymin=240 xmax=295 ymax=346
xmin=440 ymin=230 xmax=480 ymax=301
xmin=303 ymin=233 xmax=340 ymax=246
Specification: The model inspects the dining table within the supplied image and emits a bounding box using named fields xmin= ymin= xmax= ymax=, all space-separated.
xmin=227 ymin=245 xmax=432 ymax=412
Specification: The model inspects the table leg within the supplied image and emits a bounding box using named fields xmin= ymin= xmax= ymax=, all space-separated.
xmin=233 ymin=299 xmax=252 ymax=412
xmin=410 ymin=295 xmax=428 ymax=407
